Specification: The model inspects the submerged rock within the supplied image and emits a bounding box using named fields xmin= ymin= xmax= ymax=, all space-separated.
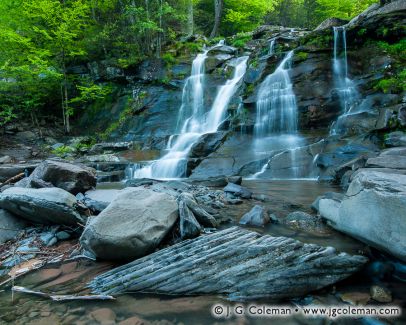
xmin=80 ymin=188 xmax=179 ymax=260
xmin=0 ymin=187 xmax=84 ymax=226
xmin=15 ymin=160 xmax=96 ymax=195
xmin=223 ymin=183 xmax=252 ymax=199
xmin=319 ymin=171 xmax=406 ymax=262
xmin=239 ymin=205 xmax=270 ymax=227
xmin=89 ymin=227 xmax=367 ymax=299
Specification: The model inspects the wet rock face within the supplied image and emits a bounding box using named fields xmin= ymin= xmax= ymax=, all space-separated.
xmin=80 ymin=187 xmax=179 ymax=260
xmin=89 ymin=226 xmax=367 ymax=300
xmin=15 ymin=160 xmax=96 ymax=195
xmin=0 ymin=187 xmax=84 ymax=226
xmin=319 ymin=170 xmax=406 ymax=262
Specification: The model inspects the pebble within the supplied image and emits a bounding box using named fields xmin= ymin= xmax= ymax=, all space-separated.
xmin=370 ymin=285 xmax=392 ymax=303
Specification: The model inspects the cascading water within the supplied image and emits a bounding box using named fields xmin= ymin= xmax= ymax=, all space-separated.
xmin=254 ymin=50 xmax=297 ymax=137
xmin=130 ymin=45 xmax=248 ymax=179
xmin=330 ymin=26 xmax=360 ymax=134
xmin=268 ymin=39 xmax=276 ymax=55
xmin=252 ymin=50 xmax=311 ymax=179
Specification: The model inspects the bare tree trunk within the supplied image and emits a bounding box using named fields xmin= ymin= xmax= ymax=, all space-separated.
xmin=156 ymin=0 xmax=163 ymax=57
xmin=210 ymin=0 xmax=223 ymax=38
xmin=187 ymin=0 xmax=194 ymax=37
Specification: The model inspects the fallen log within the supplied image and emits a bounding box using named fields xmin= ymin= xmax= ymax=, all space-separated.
xmin=88 ymin=226 xmax=367 ymax=300
xmin=0 ymin=172 xmax=24 ymax=187
xmin=12 ymin=286 xmax=114 ymax=301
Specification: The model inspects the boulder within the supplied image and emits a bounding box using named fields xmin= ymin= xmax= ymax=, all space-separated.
xmin=239 ymin=205 xmax=270 ymax=227
xmin=284 ymin=211 xmax=327 ymax=233
xmin=16 ymin=160 xmax=96 ymax=195
xmin=89 ymin=142 xmax=132 ymax=154
xmin=319 ymin=171 xmax=406 ymax=261
xmin=178 ymin=200 xmax=202 ymax=239
xmin=208 ymin=45 xmax=237 ymax=55
xmin=80 ymin=188 xmax=179 ymax=260
xmin=205 ymin=54 xmax=233 ymax=72
xmin=366 ymin=155 xmax=406 ymax=170
xmin=384 ymin=131 xmax=406 ymax=147
xmin=0 ymin=187 xmax=84 ymax=226
xmin=314 ymin=17 xmax=348 ymax=31
xmin=0 ymin=156 xmax=12 ymax=164
xmin=311 ymin=192 xmax=344 ymax=212
xmin=223 ymin=183 xmax=252 ymax=199
xmin=0 ymin=209 xmax=28 ymax=244
xmin=189 ymin=132 xmax=228 ymax=158
xmin=89 ymin=227 xmax=367 ymax=299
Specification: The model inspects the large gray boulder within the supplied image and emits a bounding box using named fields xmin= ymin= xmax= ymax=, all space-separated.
xmin=319 ymin=171 xmax=406 ymax=261
xmin=89 ymin=227 xmax=367 ymax=299
xmin=0 ymin=209 xmax=28 ymax=244
xmin=80 ymin=188 xmax=179 ymax=260
xmin=0 ymin=187 xmax=84 ymax=226
xmin=16 ymin=160 xmax=96 ymax=195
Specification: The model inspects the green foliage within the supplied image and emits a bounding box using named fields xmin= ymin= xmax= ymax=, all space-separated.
xmin=51 ymin=145 xmax=74 ymax=157
xmin=358 ymin=28 xmax=367 ymax=36
xmin=0 ymin=106 xmax=17 ymax=126
xmin=377 ymin=40 xmax=406 ymax=59
xmin=230 ymin=32 xmax=252 ymax=48
xmin=374 ymin=70 xmax=406 ymax=94
xmin=162 ymin=53 xmax=176 ymax=65
xmin=295 ymin=51 xmax=308 ymax=61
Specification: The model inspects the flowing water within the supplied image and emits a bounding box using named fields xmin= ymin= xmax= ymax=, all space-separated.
xmin=251 ymin=51 xmax=314 ymax=179
xmin=330 ymin=26 xmax=360 ymax=135
xmin=268 ymin=38 xmax=276 ymax=55
xmin=4 ymin=180 xmax=401 ymax=325
xmin=128 ymin=46 xmax=248 ymax=180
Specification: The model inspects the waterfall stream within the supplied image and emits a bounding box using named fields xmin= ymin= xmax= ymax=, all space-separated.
xmin=252 ymin=50 xmax=309 ymax=179
xmin=130 ymin=45 xmax=248 ymax=179
xmin=330 ymin=26 xmax=360 ymax=134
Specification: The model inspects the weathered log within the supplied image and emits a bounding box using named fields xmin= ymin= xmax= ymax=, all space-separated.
xmin=88 ymin=227 xmax=367 ymax=300
xmin=0 ymin=172 xmax=24 ymax=187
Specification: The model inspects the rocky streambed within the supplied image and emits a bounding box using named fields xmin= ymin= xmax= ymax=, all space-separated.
xmin=0 ymin=157 xmax=405 ymax=324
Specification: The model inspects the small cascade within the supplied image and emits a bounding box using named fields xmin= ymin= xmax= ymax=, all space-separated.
xmin=252 ymin=51 xmax=313 ymax=179
xmin=330 ymin=26 xmax=360 ymax=134
xmin=130 ymin=45 xmax=248 ymax=180
xmin=254 ymin=50 xmax=297 ymax=137
xmin=268 ymin=39 xmax=276 ymax=55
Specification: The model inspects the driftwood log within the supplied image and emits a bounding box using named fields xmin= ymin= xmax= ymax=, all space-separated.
xmin=89 ymin=227 xmax=367 ymax=300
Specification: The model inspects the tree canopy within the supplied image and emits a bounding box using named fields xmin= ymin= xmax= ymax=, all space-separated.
xmin=0 ymin=0 xmax=379 ymax=130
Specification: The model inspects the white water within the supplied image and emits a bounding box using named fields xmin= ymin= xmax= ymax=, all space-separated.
xmin=252 ymin=50 xmax=311 ymax=179
xmin=330 ymin=26 xmax=360 ymax=134
xmin=130 ymin=46 xmax=248 ymax=179
xmin=254 ymin=51 xmax=297 ymax=137
xmin=268 ymin=39 xmax=276 ymax=55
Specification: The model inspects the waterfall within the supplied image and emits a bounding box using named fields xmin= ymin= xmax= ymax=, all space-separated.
xmin=251 ymin=50 xmax=310 ymax=179
xmin=131 ymin=46 xmax=248 ymax=179
xmin=268 ymin=39 xmax=276 ymax=55
xmin=254 ymin=50 xmax=297 ymax=137
xmin=330 ymin=26 xmax=360 ymax=134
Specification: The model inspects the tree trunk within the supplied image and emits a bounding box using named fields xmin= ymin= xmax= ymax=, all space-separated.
xmin=210 ymin=0 xmax=223 ymax=38
xmin=187 ymin=0 xmax=194 ymax=37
